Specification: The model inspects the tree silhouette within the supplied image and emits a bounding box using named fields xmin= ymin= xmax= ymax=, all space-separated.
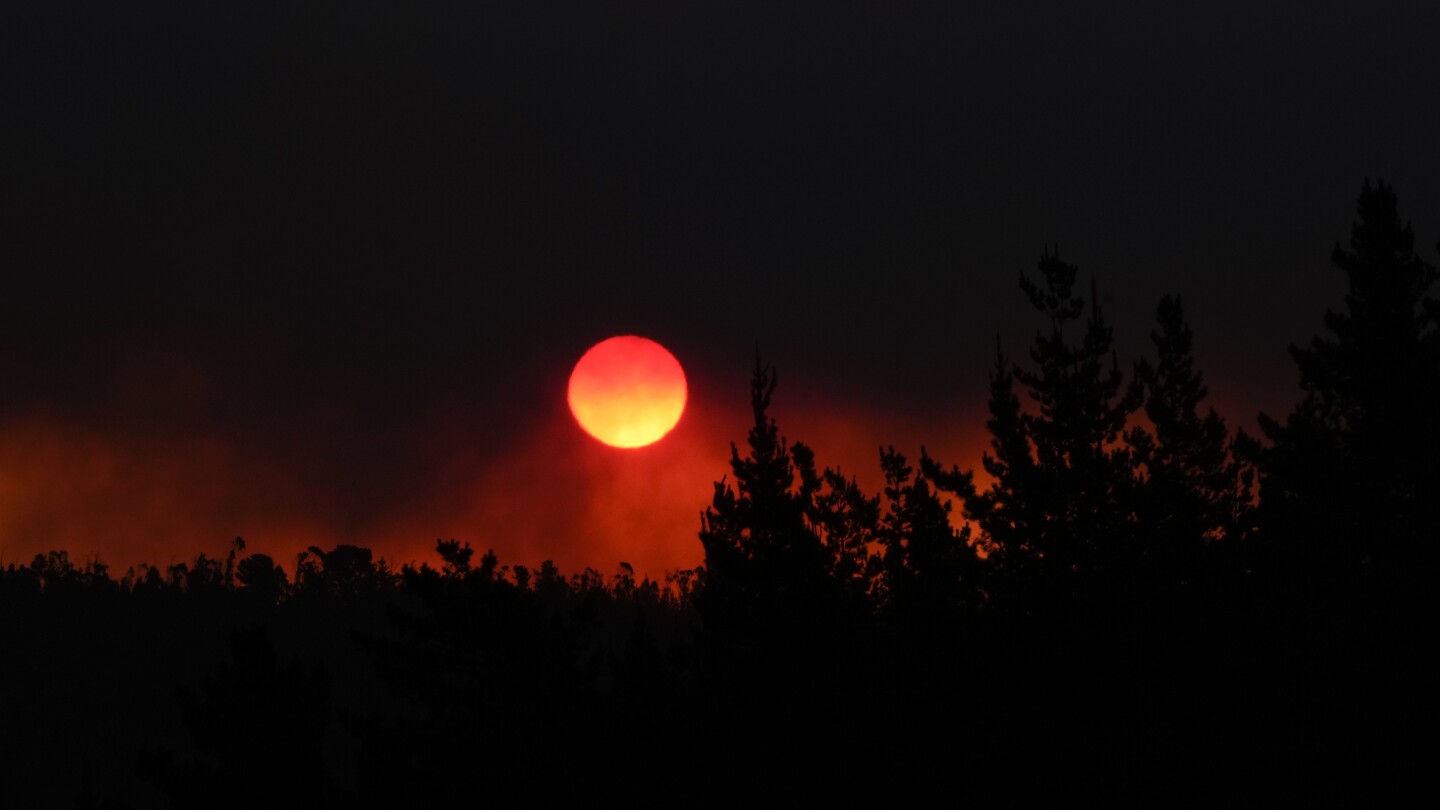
xmin=1246 ymin=180 xmax=1439 ymax=795
xmin=235 ymin=552 xmax=288 ymax=603
xmin=693 ymin=354 xmax=892 ymax=799
xmin=876 ymin=446 xmax=982 ymax=620
xmin=1256 ymin=180 xmax=1440 ymax=604
xmin=1128 ymin=295 xmax=1255 ymax=590
xmin=435 ymin=538 xmax=475 ymax=576
xmin=796 ymin=444 xmax=882 ymax=606
xmin=293 ymin=544 xmax=397 ymax=596
xmin=697 ymin=354 xmax=864 ymax=641
xmin=926 ymin=252 xmax=1142 ymax=609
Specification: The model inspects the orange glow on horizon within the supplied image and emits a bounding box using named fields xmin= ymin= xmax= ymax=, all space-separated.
xmin=0 ymin=358 xmax=990 ymax=583
xmin=567 ymin=336 xmax=687 ymax=448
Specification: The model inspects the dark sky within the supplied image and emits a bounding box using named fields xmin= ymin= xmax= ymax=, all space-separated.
xmin=3 ymin=1 xmax=1438 ymax=575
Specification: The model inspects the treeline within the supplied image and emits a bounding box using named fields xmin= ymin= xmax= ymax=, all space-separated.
xmin=2 ymin=181 xmax=1435 ymax=807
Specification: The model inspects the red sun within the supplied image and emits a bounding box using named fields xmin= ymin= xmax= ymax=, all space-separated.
xmin=568 ymin=336 xmax=687 ymax=448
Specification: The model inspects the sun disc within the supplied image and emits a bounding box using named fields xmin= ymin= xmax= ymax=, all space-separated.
xmin=568 ymin=336 xmax=687 ymax=448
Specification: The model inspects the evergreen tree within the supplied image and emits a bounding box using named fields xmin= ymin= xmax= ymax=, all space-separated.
xmin=1256 ymin=180 xmax=1440 ymax=603
xmin=694 ymin=356 xmax=884 ymax=792
xmin=876 ymin=446 xmax=981 ymax=619
xmin=800 ymin=451 xmax=883 ymax=605
xmin=1127 ymin=295 xmax=1255 ymax=588
xmin=925 ymin=252 xmax=1142 ymax=607
xmin=697 ymin=355 xmax=877 ymax=639
xmin=698 ymin=357 xmax=824 ymax=624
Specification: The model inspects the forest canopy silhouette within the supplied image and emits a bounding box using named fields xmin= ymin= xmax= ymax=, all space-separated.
xmin=3 ymin=182 xmax=1435 ymax=806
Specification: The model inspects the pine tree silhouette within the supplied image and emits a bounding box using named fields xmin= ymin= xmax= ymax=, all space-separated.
xmin=925 ymin=252 xmax=1142 ymax=609
xmin=877 ymin=446 xmax=982 ymax=620
xmin=698 ymin=355 xmax=830 ymax=633
xmin=1256 ymin=180 xmax=1439 ymax=603
xmin=1247 ymin=181 xmax=1439 ymax=795
xmin=693 ymin=357 xmax=872 ymax=787
xmin=1128 ymin=295 xmax=1255 ymax=590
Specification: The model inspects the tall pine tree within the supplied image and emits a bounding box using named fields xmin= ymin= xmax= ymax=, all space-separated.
xmin=1256 ymin=180 xmax=1440 ymax=605
xmin=697 ymin=355 xmax=877 ymax=643
xmin=1127 ymin=295 xmax=1255 ymax=590
xmin=695 ymin=356 xmax=884 ymax=786
xmin=925 ymin=252 xmax=1142 ymax=608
